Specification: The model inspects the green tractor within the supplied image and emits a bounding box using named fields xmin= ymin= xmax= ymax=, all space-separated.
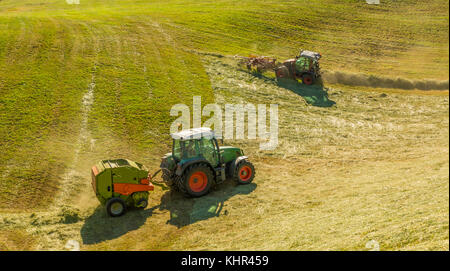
xmin=160 ymin=127 xmax=255 ymax=197
xmin=274 ymin=50 xmax=322 ymax=85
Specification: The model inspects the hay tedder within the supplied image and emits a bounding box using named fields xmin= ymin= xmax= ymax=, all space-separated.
xmin=237 ymin=50 xmax=322 ymax=85
xmin=237 ymin=55 xmax=277 ymax=73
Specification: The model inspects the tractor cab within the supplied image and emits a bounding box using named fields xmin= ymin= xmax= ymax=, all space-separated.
xmin=171 ymin=127 xmax=221 ymax=167
xmin=295 ymin=50 xmax=321 ymax=75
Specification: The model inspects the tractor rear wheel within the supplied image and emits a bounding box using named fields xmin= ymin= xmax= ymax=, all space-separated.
xmin=179 ymin=163 xmax=213 ymax=197
xmin=106 ymin=197 xmax=127 ymax=217
xmin=275 ymin=66 xmax=289 ymax=79
xmin=234 ymin=160 xmax=255 ymax=184
xmin=302 ymin=73 xmax=314 ymax=85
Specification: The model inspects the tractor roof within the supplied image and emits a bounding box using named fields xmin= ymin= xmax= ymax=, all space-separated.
xmin=300 ymin=50 xmax=321 ymax=60
xmin=171 ymin=127 xmax=216 ymax=140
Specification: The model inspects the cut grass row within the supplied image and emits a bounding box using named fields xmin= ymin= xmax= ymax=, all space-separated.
xmin=0 ymin=14 xmax=214 ymax=210
xmin=0 ymin=17 xmax=90 ymax=209
xmin=1 ymin=0 xmax=448 ymax=80
xmin=80 ymin=55 xmax=449 ymax=251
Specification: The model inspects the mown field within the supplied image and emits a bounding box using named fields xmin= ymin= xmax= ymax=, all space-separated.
xmin=0 ymin=0 xmax=448 ymax=250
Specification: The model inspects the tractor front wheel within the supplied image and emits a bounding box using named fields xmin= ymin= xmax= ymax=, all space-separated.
xmin=180 ymin=163 xmax=214 ymax=197
xmin=235 ymin=160 xmax=255 ymax=184
xmin=301 ymin=73 xmax=314 ymax=85
xmin=106 ymin=197 xmax=127 ymax=217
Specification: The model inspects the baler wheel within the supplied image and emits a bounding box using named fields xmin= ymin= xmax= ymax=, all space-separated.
xmin=106 ymin=197 xmax=127 ymax=217
xmin=136 ymin=198 xmax=148 ymax=209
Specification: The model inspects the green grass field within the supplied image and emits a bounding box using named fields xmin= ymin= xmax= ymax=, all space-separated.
xmin=0 ymin=0 xmax=448 ymax=250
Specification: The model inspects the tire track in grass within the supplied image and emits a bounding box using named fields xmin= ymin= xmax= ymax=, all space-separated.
xmin=129 ymin=18 xmax=215 ymax=156
xmin=34 ymin=21 xmax=102 ymax=250
xmin=148 ymin=20 xmax=197 ymax=99
xmin=76 ymin=22 xmax=191 ymax=250
xmin=46 ymin=17 xmax=97 ymax=207
xmin=36 ymin=22 xmax=133 ymax=250
xmin=34 ymin=77 xmax=96 ymax=250
xmin=0 ymin=18 xmax=39 ymax=210
xmin=0 ymin=20 xmax=101 ymax=250
xmin=80 ymin=19 xmax=216 ymax=250
xmin=0 ymin=17 xmax=78 ymax=211
xmin=1 ymin=16 xmax=90 ymax=212
xmin=136 ymin=23 xmax=162 ymax=99
xmin=53 ymin=73 xmax=96 ymax=207
xmin=0 ymin=17 xmax=53 ymax=213
xmin=0 ymin=19 xmax=29 ymax=191
xmin=100 ymin=20 xmax=179 ymax=153
xmin=135 ymin=21 xmax=171 ymax=144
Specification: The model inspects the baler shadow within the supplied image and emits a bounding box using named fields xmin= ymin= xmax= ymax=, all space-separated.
xmin=159 ymin=182 xmax=257 ymax=228
xmin=80 ymin=205 xmax=157 ymax=245
xmin=80 ymin=182 xmax=257 ymax=243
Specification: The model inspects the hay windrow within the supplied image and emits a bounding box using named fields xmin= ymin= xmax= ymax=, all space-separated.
xmin=322 ymin=71 xmax=449 ymax=90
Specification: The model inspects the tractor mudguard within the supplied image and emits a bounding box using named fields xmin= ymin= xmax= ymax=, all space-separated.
xmin=176 ymin=158 xmax=212 ymax=176
xmin=230 ymin=156 xmax=248 ymax=176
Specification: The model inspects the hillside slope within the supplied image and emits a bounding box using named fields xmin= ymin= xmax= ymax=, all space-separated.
xmin=0 ymin=0 xmax=448 ymax=250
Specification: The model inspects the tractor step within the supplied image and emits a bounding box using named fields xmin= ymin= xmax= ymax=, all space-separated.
xmin=215 ymin=166 xmax=226 ymax=184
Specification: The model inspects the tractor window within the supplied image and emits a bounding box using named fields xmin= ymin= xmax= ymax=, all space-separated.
xmin=295 ymin=57 xmax=310 ymax=72
xmin=173 ymin=139 xmax=198 ymax=160
xmin=199 ymin=138 xmax=219 ymax=167
xmin=182 ymin=140 xmax=198 ymax=159
xmin=173 ymin=140 xmax=182 ymax=160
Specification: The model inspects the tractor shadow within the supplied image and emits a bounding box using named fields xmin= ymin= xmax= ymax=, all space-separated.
xmin=248 ymin=71 xmax=335 ymax=107
xmin=159 ymin=182 xmax=257 ymax=228
xmin=80 ymin=205 xmax=157 ymax=245
xmin=276 ymin=78 xmax=336 ymax=107
xmin=80 ymin=182 xmax=256 ymax=243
